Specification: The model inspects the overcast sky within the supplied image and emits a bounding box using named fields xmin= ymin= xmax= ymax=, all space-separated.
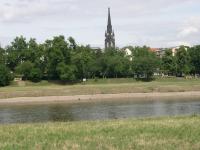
xmin=0 ymin=0 xmax=200 ymax=48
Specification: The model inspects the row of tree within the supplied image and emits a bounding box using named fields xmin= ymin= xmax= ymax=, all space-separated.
xmin=0 ymin=35 xmax=200 ymax=86
xmin=161 ymin=46 xmax=200 ymax=76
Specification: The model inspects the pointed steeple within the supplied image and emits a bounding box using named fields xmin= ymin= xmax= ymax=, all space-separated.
xmin=107 ymin=8 xmax=112 ymax=34
xmin=108 ymin=8 xmax=111 ymax=27
xmin=105 ymin=8 xmax=115 ymax=49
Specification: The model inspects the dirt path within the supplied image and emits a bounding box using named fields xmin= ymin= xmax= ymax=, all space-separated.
xmin=0 ymin=91 xmax=200 ymax=105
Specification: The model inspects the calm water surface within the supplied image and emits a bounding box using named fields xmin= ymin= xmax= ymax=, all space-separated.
xmin=0 ymin=99 xmax=200 ymax=124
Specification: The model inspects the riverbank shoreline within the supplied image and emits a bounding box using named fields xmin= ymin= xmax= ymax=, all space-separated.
xmin=1 ymin=78 xmax=200 ymax=100
xmin=1 ymin=91 xmax=200 ymax=105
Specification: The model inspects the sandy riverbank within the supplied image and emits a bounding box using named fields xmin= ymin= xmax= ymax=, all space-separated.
xmin=0 ymin=91 xmax=200 ymax=105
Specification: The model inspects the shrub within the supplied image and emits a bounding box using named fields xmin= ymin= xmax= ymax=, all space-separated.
xmin=29 ymin=68 xmax=42 ymax=82
xmin=57 ymin=63 xmax=76 ymax=82
xmin=15 ymin=61 xmax=34 ymax=80
xmin=0 ymin=65 xmax=13 ymax=86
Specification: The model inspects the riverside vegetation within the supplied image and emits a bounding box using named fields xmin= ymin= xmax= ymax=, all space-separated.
xmin=0 ymin=36 xmax=200 ymax=87
xmin=0 ymin=116 xmax=200 ymax=150
xmin=1 ymin=78 xmax=200 ymax=99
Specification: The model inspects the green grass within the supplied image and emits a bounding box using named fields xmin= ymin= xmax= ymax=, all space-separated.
xmin=1 ymin=78 xmax=200 ymax=99
xmin=0 ymin=116 xmax=200 ymax=150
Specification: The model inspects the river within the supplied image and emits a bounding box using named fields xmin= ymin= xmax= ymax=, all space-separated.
xmin=0 ymin=99 xmax=200 ymax=124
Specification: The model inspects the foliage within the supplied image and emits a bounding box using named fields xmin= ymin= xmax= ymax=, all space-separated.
xmin=6 ymin=36 xmax=28 ymax=71
xmin=68 ymin=36 xmax=77 ymax=50
xmin=15 ymin=61 xmax=34 ymax=80
xmin=29 ymin=68 xmax=43 ymax=82
xmin=1 ymin=35 xmax=200 ymax=86
xmin=0 ymin=47 xmax=5 ymax=64
xmin=45 ymin=36 xmax=71 ymax=79
xmin=0 ymin=64 xmax=13 ymax=86
xmin=132 ymin=46 xmax=160 ymax=79
xmin=57 ymin=62 xmax=76 ymax=82
xmin=176 ymin=46 xmax=191 ymax=76
xmin=99 ymin=48 xmax=131 ymax=78
xmin=161 ymin=49 xmax=177 ymax=75
xmin=72 ymin=46 xmax=96 ymax=79
xmin=188 ymin=45 xmax=200 ymax=74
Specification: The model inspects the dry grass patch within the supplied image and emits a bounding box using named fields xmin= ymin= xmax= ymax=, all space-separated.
xmin=0 ymin=78 xmax=200 ymax=100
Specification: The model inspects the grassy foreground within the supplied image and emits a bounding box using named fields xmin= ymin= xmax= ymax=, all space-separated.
xmin=1 ymin=78 xmax=200 ymax=99
xmin=0 ymin=116 xmax=200 ymax=150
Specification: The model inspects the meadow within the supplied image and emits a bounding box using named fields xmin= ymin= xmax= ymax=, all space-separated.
xmin=1 ymin=77 xmax=200 ymax=99
xmin=0 ymin=116 xmax=199 ymax=150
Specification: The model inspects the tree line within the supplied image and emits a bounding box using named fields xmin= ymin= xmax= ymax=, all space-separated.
xmin=0 ymin=35 xmax=200 ymax=86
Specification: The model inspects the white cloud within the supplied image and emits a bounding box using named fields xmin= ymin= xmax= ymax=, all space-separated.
xmin=178 ymin=26 xmax=199 ymax=38
xmin=0 ymin=0 xmax=78 ymax=23
xmin=0 ymin=0 xmax=200 ymax=47
xmin=166 ymin=41 xmax=192 ymax=47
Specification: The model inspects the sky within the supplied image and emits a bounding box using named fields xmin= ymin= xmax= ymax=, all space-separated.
xmin=0 ymin=0 xmax=200 ymax=48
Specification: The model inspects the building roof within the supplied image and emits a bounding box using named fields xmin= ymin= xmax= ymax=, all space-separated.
xmin=149 ymin=48 xmax=160 ymax=52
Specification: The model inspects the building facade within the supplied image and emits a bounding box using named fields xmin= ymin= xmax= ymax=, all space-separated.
xmin=105 ymin=8 xmax=115 ymax=49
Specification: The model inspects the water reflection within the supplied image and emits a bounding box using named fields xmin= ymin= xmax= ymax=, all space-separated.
xmin=0 ymin=99 xmax=200 ymax=124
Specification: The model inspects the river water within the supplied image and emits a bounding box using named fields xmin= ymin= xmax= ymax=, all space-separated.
xmin=0 ymin=99 xmax=200 ymax=124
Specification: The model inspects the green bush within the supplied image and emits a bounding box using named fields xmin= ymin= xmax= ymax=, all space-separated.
xmin=15 ymin=61 xmax=34 ymax=80
xmin=0 ymin=64 xmax=13 ymax=86
xmin=29 ymin=68 xmax=42 ymax=82
xmin=57 ymin=63 xmax=76 ymax=82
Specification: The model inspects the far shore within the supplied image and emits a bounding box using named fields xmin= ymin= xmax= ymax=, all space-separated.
xmin=1 ymin=91 xmax=200 ymax=105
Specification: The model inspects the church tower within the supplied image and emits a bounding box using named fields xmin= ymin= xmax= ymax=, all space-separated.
xmin=105 ymin=8 xmax=115 ymax=49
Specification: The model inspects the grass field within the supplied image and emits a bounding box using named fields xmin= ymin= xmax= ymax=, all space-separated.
xmin=1 ymin=78 xmax=200 ymax=99
xmin=0 ymin=116 xmax=200 ymax=150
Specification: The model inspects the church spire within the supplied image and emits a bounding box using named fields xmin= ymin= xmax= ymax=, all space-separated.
xmin=107 ymin=8 xmax=112 ymax=30
xmin=107 ymin=8 xmax=113 ymax=34
xmin=105 ymin=8 xmax=115 ymax=49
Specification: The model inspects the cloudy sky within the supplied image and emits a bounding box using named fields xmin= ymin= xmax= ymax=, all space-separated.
xmin=0 ymin=0 xmax=200 ymax=48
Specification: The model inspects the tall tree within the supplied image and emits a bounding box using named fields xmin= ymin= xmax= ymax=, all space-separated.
xmin=188 ymin=45 xmax=200 ymax=75
xmin=72 ymin=46 xmax=97 ymax=79
xmin=45 ymin=36 xmax=70 ymax=79
xmin=0 ymin=64 xmax=13 ymax=86
xmin=99 ymin=48 xmax=131 ymax=78
xmin=68 ymin=37 xmax=77 ymax=50
xmin=132 ymin=46 xmax=159 ymax=79
xmin=0 ymin=47 xmax=5 ymax=64
xmin=6 ymin=36 xmax=28 ymax=70
xmin=176 ymin=46 xmax=191 ymax=76
xmin=161 ymin=49 xmax=177 ymax=75
xmin=28 ymin=39 xmax=45 ymax=74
